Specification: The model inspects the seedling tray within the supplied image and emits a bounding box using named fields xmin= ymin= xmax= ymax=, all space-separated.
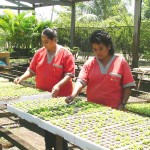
xmin=0 ymin=79 xmax=49 ymax=104
xmin=7 ymin=98 xmax=150 ymax=150
xmin=51 ymin=109 xmax=150 ymax=150
xmin=126 ymin=103 xmax=150 ymax=117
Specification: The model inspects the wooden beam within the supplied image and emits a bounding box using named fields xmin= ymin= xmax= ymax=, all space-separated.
xmin=56 ymin=135 xmax=63 ymax=150
xmin=5 ymin=0 xmax=30 ymax=8
xmin=0 ymin=112 xmax=15 ymax=118
xmin=0 ymin=126 xmax=37 ymax=150
xmin=70 ymin=2 xmax=75 ymax=48
xmin=34 ymin=2 xmax=72 ymax=7
xmin=13 ymin=0 xmax=72 ymax=5
xmin=72 ymin=0 xmax=91 ymax=2
xmin=0 ymin=5 xmax=34 ymax=10
xmin=0 ymin=0 xmax=89 ymax=10
xmin=132 ymin=0 xmax=142 ymax=68
xmin=19 ymin=0 xmax=90 ymax=5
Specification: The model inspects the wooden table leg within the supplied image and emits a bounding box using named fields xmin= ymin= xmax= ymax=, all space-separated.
xmin=0 ymin=144 xmax=2 ymax=150
xmin=56 ymin=135 xmax=63 ymax=150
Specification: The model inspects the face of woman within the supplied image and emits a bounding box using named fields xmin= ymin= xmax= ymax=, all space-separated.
xmin=92 ymin=43 xmax=110 ymax=61
xmin=41 ymin=35 xmax=55 ymax=51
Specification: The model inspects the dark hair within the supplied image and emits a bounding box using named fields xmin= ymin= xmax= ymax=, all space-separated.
xmin=89 ymin=30 xmax=114 ymax=55
xmin=42 ymin=28 xmax=57 ymax=40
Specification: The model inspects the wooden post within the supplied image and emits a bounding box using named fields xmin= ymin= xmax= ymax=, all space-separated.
xmin=51 ymin=6 xmax=55 ymax=21
xmin=56 ymin=135 xmax=63 ymax=150
xmin=32 ymin=4 xmax=36 ymax=15
xmin=18 ymin=0 xmax=20 ymax=14
xmin=132 ymin=0 xmax=142 ymax=68
xmin=70 ymin=2 xmax=75 ymax=49
xmin=0 ymin=144 xmax=2 ymax=150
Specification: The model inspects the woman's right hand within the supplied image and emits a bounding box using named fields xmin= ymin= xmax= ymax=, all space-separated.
xmin=14 ymin=77 xmax=22 ymax=84
xmin=65 ymin=96 xmax=75 ymax=104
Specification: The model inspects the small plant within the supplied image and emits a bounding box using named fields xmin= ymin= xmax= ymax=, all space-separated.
xmin=0 ymin=81 xmax=46 ymax=100
xmin=133 ymin=126 xmax=138 ymax=131
xmin=74 ymin=127 xmax=80 ymax=134
xmin=97 ymin=131 xmax=102 ymax=137
xmin=7 ymin=92 xmax=150 ymax=150
xmin=144 ymin=130 xmax=150 ymax=136
xmin=130 ymin=144 xmax=144 ymax=150
xmin=143 ymin=139 xmax=150 ymax=146
xmin=115 ymin=136 xmax=121 ymax=141
xmin=94 ymin=128 xmax=99 ymax=133
xmin=126 ymin=103 xmax=150 ymax=117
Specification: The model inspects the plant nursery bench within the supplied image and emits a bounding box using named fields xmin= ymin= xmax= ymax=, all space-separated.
xmin=6 ymin=97 xmax=150 ymax=150
xmin=132 ymin=68 xmax=150 ymax=93
xmin=0 ymin=78 xmax=150 ymax=150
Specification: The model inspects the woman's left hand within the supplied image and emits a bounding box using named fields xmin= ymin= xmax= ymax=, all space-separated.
xmin=51 ymin=84 xmax=60 ymax=97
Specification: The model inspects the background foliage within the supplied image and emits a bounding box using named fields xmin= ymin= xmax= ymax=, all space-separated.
xmin=0 ymin=0 xmax=149 ymax=63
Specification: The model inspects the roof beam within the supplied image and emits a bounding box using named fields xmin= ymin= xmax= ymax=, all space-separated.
xmin=0 ymin=0 xmax=90 ymax=10
xmin=72 ymin=0 xmax=90 ymax=2
xmin=35 ymin=3 xmax=72 ymax=7
xmin=34 ymin=2 xmax=72 ymax=7
xmin=13 ymin=0 xmax=72 ymax=6
xmin=0 ymin=5 xmax=34 ymax=10
xmin=5 ymin=0 xmax=31 ymax=8
xmin=13 ymin=0 xmax=72 ymax=4
xmin=27 ymin=0 xmax=90 ymax=3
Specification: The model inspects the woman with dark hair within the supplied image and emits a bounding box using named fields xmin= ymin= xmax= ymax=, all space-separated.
xmin=66 ymin=30 xmax=135 ymax=109
xmin=14 ymin=28 xmax=75 ymax=150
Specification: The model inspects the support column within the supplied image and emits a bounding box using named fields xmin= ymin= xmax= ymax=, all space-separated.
xmin=51 ymin=6 xmax=54 ymax=21
xmin=132 ymin=0 xmax=142 ymax=68
xmin=18 ymin=0 xmax=20 ymax=14
xmin=70 ymin=2 xmax=75 ymax=49
xmin=56 ymin=135 xmax=63 ymax=150
xmin=32 ymin=4 xmax=35 ymax=15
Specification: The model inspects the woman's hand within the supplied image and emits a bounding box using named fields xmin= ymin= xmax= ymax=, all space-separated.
xmin=14 ymin=77 xmax=22 ymax=84
xmin=65 ymin=82 xmax=83 ymax=104
xmin=117 ymin=104 xmax=126 ymax=111
xmin=51 ymin=84 xmax=60 ymax=97
xmin=65 ymin=96 xmax=75 ymax=104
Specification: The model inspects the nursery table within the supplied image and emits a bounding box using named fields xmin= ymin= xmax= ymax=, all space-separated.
xmin=7 ymin=97 xmax=150 ymax=150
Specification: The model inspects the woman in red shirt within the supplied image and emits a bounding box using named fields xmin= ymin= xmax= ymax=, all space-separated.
xmin=66 ymin=30 xmax=135 ymax=109
xmin=14 ymin=28 xmax=75 ymax=150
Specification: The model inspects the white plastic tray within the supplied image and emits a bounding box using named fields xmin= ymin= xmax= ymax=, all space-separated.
xmin=7 ymin=101 xmax=109 ymax=150
xmin=7 ymin=104 xmax=75 ymax=144
xmin=39 ymin=119 xmax=75 ymax=143
xmin=8 ymin=96 xmax=149 ymax=150
xmin=0 ymin=93 xmax=52 ymax=105
xmin=74 ymin=135 xmax=108 ymax=150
